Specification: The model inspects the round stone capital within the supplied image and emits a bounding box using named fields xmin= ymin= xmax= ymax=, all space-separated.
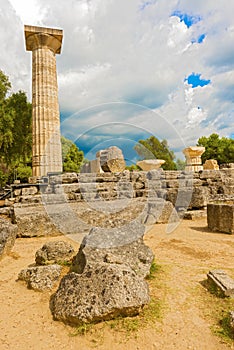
xmin=25 ymin=25 xmax=63 ymax=54
xmin=26 ymin=33 xmax=62 ymax=53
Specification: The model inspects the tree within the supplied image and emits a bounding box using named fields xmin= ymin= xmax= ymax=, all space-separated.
xmin=61 ymin=136 xmax=84 ymax=172
xmin=197 ymin=133 xmax=234 ymax=164
xmin=134 ymin=136 xmax=176 ymax=170
xmin=6 ymin=91 xmax=32 ymax=164
xmin=0 ymin=70 xmax=11 ymax=102
xmin=0 ymin=71 xmax=32 ymax=167
xmin=175 ymin=158 xmax=185 ymax=170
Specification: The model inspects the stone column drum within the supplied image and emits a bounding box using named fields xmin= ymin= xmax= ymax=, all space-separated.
xmin=24 ymin=25 xmax=63 ymax=177
xmin=183 ymin=146 xmax=205 ymax=172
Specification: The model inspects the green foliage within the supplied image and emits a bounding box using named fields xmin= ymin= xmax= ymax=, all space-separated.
xmin=0 ymin=70 xmax=11 ymax=101
xmin=0 ymin=169 xmax=8 ymax=188
xmin=0 ymin=70 xmax=32 ymax=185
xmin=61 ymin=136 xmax=84 ymax=173
xmin=175 ymin=158 xmax=185 ymax=170
xmin=134 ymin=136 xmax=176 ymax=170
xmin=197 ymin=133 xmax=234 ymax=165
xmin=125 ymin=164 xmax=141 ymax=171
xmin=14 ymin=165 xmax=32 ymax=183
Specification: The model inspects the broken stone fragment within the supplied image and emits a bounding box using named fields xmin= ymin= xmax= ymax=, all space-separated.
xmin=0 ymin=218 xmax=17 ymax=260
xmin=50 ymin=262 xmax=150 ymax=325
xmin=18 ymin=265 xmax=62 ymax=291
xmin=35 ymin=240 xmax=75 ymax=265
xmin=71 ymin=221 xmax=154 ymax=278
xmin=97 ymin=146 xmax=126 ymax=173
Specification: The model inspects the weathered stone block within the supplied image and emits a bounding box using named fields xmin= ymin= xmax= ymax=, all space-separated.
xmin=61 ymin=172 xmax=78 ymax=183
xmin=21 ymin=186 xmax=38 ymax=196
xmin=18 ymin=265 xmax=62 ymax=291
xmin=207 ymin=202 xmax=234 ymax=234
xmin=203 ymin=159 xmax=219 ymax=170
xmin=143 ymin=199 xmax=179 ymax=224
xmin=71 ymin=221 xmax=154 ymax=278
xmin=35 ymin=241 xmax=75 ymax=265
xmin=50 ymin=263 xmax=150 ymax=325
xmin=0 ymin=219 xmax=17 ymax=259
xmin=98 ymin=146 xmax=126 ymax=173
xmin=207 ymin=270 xmax=234 ymax=297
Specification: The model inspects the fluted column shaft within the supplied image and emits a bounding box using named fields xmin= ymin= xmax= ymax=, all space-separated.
xmin=25 ymin=26 xmax=63 ymax=177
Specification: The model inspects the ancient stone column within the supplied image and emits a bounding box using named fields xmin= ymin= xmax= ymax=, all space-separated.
xmin=24 ymin=25 xmax=63 ymax=177
xmin=183 ymin=146 xmax=205 ymax=172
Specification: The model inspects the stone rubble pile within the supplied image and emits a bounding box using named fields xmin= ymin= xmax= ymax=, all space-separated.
xmin=17 ymin=240 xmax=75 ymax=291
xmin=50 ymin=221 xmax=154 ymax=325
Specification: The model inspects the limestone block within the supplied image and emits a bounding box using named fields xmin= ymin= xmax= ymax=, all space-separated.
xmin=143 ymin=199 xmax=179 ymax=224
xmin=71 ymin=221 xmax=154 ymax=278
xmin=62 ymin=173 xmax=78 ymax=183
xmin=0 ymin=219 xmax=17 ymax=260
xmin=146 ymin=169 xmax=165 ymax=180
xmin=35 ymin=241 xmax=75 ymax=265
xmin=207 ymin=270 xmax=234 ymax=297
xmin=14 ymin=204 xmax=62 ymax=237
xmin=203 ymin=159 xmax=219 ymax=170
xmin=98 ymin=146 xmax=126 ymax=172
xmin=50 ymin=263 xmax=150 ymax=325
xmin=18 ymin=265 xmax=62 ymax=291
xmin=14 ymin=189 xmax=21 ymax=196
xmin=81 ymin=159 xmax=103 ymax=173
xmin=207 ymin=202 xmax=234 ymax=234
xmin=21 ymin=186 xmax=38 ymax=196
xmin=137 ymin=159 xmax=165 ymax=171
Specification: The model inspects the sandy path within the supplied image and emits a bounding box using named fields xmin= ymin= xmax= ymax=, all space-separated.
xmin=0 ymin=218 xmax=234 ymax=350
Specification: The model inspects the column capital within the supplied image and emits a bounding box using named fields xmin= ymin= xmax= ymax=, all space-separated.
xmin=24 ymin=25 xmax=63 ymax=54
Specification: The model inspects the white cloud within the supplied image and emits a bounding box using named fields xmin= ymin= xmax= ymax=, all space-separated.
xmin=1 ymin=0 xmax=234 ymax=160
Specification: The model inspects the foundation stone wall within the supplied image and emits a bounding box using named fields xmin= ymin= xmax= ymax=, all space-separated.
xmin=1 ymin=167 xmax=233 ymax=237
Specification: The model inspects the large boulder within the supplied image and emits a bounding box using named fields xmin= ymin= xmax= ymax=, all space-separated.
xmin=50 ymin=262 xmax=150 ymax=325
xmin=0 ymin=218 xmax=18 ymax=260
xmin=18 ymin=265 xmax=62 ymax=291
xmin=35 ymin=240 xmax=75 ymax=265
xmin=71 ymin=221 xmax=154 ymax=278
xmin=97 ymin=146 xmax=126 ymax=173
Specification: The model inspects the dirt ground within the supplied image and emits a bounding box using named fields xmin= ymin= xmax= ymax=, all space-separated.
xmin=0 ymin=218 xmax=234 ymax=350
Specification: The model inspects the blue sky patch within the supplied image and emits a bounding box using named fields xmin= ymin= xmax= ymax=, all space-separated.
xmin=185 ymin=73 xmax=211 ymax=88
xmin=171 ymin=10 xmax=202 ymax=28
xmin=191 ymin=33 xmax=206 ymax=44
xmin=197 ymin=33 xmax=206 ymax=43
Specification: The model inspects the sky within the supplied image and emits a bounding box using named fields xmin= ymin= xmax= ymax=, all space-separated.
xmin=1 ymin=0 xmax=234 ymax=163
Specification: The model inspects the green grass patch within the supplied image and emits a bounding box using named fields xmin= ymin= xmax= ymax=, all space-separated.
xmin=146 ymin=260 xmax=161 ymax=280
xmin=196 ymin=278 xmax=234 ymax=344
xmin=69 ymin=322 xmax=93 ymax=336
